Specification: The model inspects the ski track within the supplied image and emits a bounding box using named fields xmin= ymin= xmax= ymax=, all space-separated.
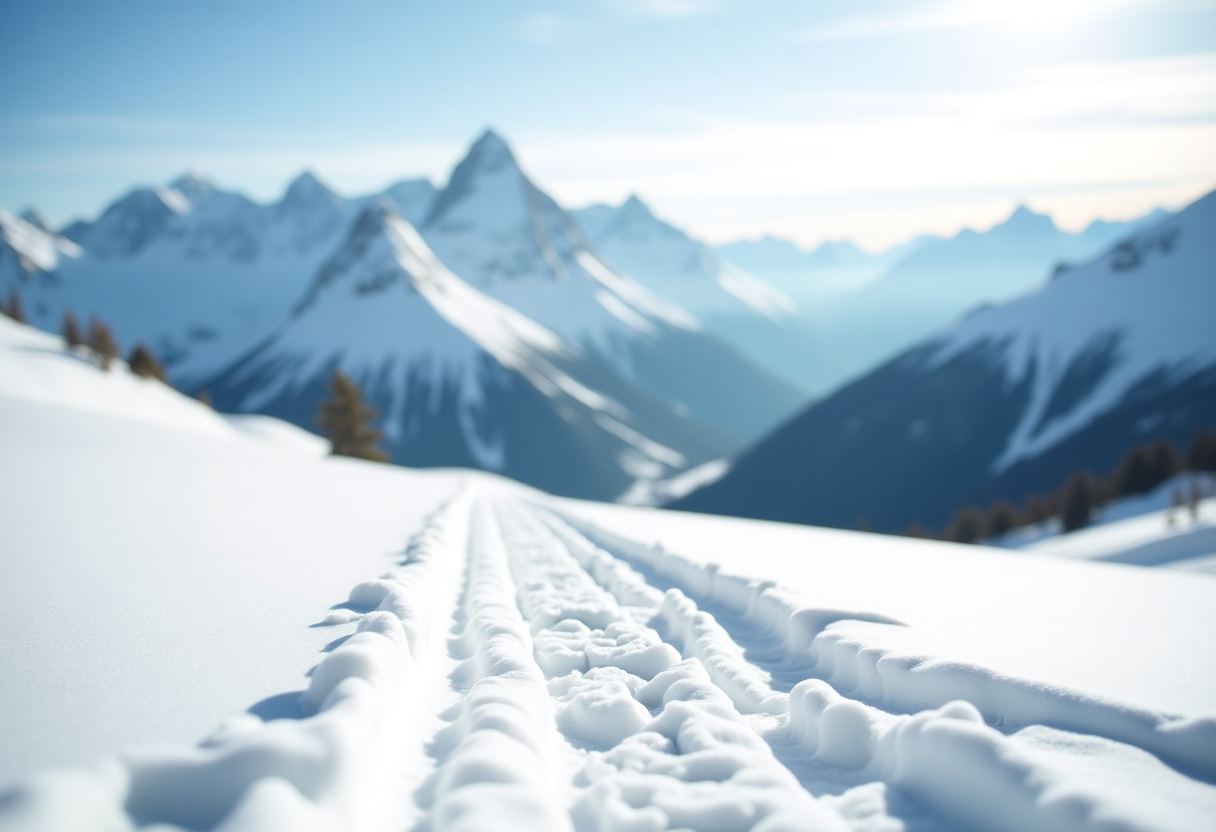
xmin=3 ymin=486 xmax=1216 ymax=832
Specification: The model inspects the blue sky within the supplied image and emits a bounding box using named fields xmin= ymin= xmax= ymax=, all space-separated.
xmin=1 ymin=0 xmax=1214 ymax=249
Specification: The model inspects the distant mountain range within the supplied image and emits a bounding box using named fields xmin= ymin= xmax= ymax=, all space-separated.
xmin=0 ymin=131 xmax=802 ymax=501
xmin=672 ymin=190 xmax=1216 ymax=532
xmin=2 ymin=127 xmax=1196 ymax=507
xmin=710 ymin=205 xmax=1170 ymax=396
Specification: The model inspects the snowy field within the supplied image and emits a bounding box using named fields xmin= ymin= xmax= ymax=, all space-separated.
xmin=2 ymin=315 xmax=1216 ymax=831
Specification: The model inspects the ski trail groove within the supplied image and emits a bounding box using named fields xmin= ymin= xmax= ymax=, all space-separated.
xmin=531 ymin=501 xmax=1216 ymax=832
xmin=554 ymin=509 xmax=1216 ymax=782
xmin=490 ymin=497 xmax=851 ymax=832
xmin=417 ymin=498 xmax=573 ymax=832
xmin=0 ymin=487 xmax=474 ymax=832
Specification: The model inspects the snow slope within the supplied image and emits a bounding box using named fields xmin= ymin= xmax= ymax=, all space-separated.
xmin=2 ymin=320 xmax=1215 ymax=831
xmin=676 ymin=190 xmax=1216 ymax=533
xmin=0 ymin=313 xmax=319 ymax=455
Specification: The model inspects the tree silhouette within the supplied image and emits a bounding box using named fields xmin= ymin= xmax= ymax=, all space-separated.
xmin=985 ymin=501 xmax=1021 ymax=539
xmin=87 ymin=316 xmax=119 ymax=370
xmin=1060 ymin=472 xmax=1100 ymax=533
xmin=316 ymin=370 xmax=388 ymax=462
xmin=945 ymin=505 xmax=985 ymax=544
xmin=128 ymin=343 xmax=168 ymax=383
xmin=62 ymin=309 xmax=83 ymax=348
xmin=1187 ymin=429 xmax=1216 ymax=472
xmin=4 ymin=288 xmax=25 ymax=323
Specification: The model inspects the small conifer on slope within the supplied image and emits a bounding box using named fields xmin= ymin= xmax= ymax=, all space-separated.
xmin=3 ymin=288 xmax=25 ymax=323
xmin=128 ymin=344 xmax=168 ymax=383
xmin=316 ymin=370 xmax=388 ymax=462
xmin=62 ymin=309 xmax=83 ymax=348
xmin=87 ymin=316 xmax=119 ymax=371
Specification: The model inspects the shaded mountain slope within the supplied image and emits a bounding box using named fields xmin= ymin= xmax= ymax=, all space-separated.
xmin=674 ymin=190 xmax=1216 ymax=531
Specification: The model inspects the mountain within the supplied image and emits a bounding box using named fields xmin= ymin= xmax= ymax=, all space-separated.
xmin=572 ymin=195 xmax=797 ymax=322
xmin=413 ymin=132 xmax=804 ymax=439
xmin=0 ymin=207 xmax=82 ymax=284
xmin=571 ymin=195 xmax=820 ymax=392
xmin=201 ymin=201 xmax=736 ymax=500
xmin=715 ymin=205 xmax=1172 ymax=397
xmin=672 ymin=190 xmax=1216 ymax=533
xmin=1 ymin=130 xmax=805 ymax=501
xmin=3 ymin=172 xmax=362 ymax=383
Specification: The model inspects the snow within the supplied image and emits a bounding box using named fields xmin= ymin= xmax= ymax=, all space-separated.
xmin=223 ymin=413 xmax=331 ymax=457
xmin=3 ymin=317 xmax=1216 ymax=831
xmin=0 ymin=314 xmax=236 ymax=438
xmin=0 ymin=315 xmax=324 ymax=454
xmin=620 ymin=457 xmax=732 ymax=507
xmin=0 ymin=208 xmax=81 ymax=273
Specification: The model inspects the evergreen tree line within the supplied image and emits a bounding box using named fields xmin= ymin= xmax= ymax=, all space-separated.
xmin=1 ymin=290 xmax=170 ymax=383
xmin=929 ymin=429 xmax=1216 ymax=544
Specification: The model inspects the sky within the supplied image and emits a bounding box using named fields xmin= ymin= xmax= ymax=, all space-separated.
xmin=1 ymin=0 xmax=1214 ymax=250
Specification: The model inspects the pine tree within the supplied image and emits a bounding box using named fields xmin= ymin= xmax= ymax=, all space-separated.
xmin=1060 ymin=471 xmax=1099 ymax=533
xmin=1186 ymin=429 xmax=1216 ymax=472
xmin=1146 ymin=439 xmax=1182 ymax=487
xmin=1023 ymin=493 xmax=1056 ymax=526
xmin=1112 ymin=439 xmax=1181 ymax=496
xmin=945 ymin=505 xmax=985 ymax=544
xmin=62 ymin=309 xmax=83 ymax=348
xmin=5 ymin=288 xmax=25 ymax=323
xmin=128 ymin=343 xmax=168 ymax=383
xmin=985 ymin=501 xmax=1021 ymax=539
xmin=316 ymin=370 xmax=388 ymax=462
xmin=87 ymin=316 xmax=119 ymax=370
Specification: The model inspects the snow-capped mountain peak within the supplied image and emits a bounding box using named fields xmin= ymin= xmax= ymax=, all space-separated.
xmin=279 ymin=170 xmax=340 ymax=211
xmin=273 ymin=170 xmax=351 ymax=252
xmin=0 ymin=209 xmax=81 ymax=276
xmin=168 ymin=172 xmax=216 ymax=207
xmin=64 ymin=186 xmax=191 ymax=258
xmin=424 ymin=129 xmax=536 ymax=249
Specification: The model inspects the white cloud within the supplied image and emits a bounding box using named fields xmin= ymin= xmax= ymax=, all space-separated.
xmin=797 ymin=0 xmax=1173 ymax=41
xmin=611 ymin=0 xmax=723 ymax=18
xmin=515 ymin=13 xmax=565 ymax=44
xmin=516 ymin=55 xmax=1216 ymax=247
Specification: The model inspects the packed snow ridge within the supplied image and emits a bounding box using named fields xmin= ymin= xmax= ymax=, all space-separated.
xmin=5 ymin=481 xmax=1214 ymax=831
